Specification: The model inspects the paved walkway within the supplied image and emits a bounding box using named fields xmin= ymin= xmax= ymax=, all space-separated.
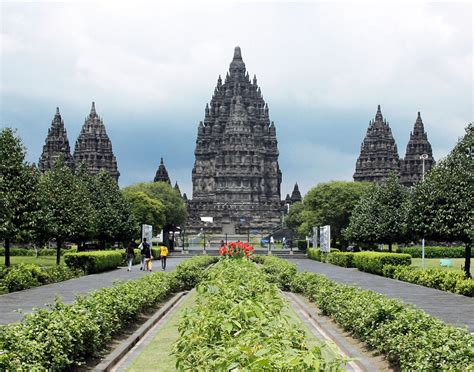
xmin=0 ymin=258 xmax=186 ymax=325
xmin=290 ymin=259 xmax=474 ymax=332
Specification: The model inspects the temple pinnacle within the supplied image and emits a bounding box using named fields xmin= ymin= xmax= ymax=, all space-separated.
xmin=233 ymin=46 xmax=242 ymax=60
xmin=90 ymin=101 xmax=97 ymax=117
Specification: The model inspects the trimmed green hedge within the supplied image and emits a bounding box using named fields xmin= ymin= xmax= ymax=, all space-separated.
xmin=0 ymin=256 xmax=216 ymax=370
xmin=0 ymin=264 xmax=83 ymax=293
xmin=307 ymin=248 xmax=340 ymax=262
xmin=327 ymin=252 xmax=355 ymax=268
xmin=397 ymin=246 xmax=467 ymax=258
xmin=64 ymin=251 xmax=123 ymax=274
xmin=253 ymin=255 xmax=297 ymax=291
xmin=258 ymin=256 xmax=473 ymax=370
xmin=353 ymin=252 xmax=411 ymax=275
xmin=383 ymin=265 xmax=474 ymax=297
xmin=0 ymin=248 xmax=73 ymax=256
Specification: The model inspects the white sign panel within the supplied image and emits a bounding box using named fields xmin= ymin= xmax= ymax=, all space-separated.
xmin=142 ymin=224 xmax=153 ymax=243
xmin=200 ymin=216 xmax=214 ymax=223
xmin=320 ymin=225 xmax=331 ymax=252
xmin=312 ymin=226 xmax=318 ymax=248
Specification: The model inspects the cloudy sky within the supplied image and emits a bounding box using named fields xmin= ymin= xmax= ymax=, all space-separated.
xmin=1 ymin=1 xmax=472 ymax=198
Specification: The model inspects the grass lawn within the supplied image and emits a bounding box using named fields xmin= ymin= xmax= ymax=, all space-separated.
xmin=126 ymin=291 xmax=341 ymax=371
xmin=411 ymin=258 xmax=468 ymax=272
xmin=2 ymin=256 xmax=60 ymax=267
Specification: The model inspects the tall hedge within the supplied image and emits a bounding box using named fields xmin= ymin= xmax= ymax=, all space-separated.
xmin=64 ymin=251 xmax=123 ymax=274
xmin=353 ymin=252 xmax=411 ymax=275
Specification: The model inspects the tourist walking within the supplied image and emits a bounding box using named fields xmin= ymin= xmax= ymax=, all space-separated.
xmin=270 ymin=235 xmax=275 ymax=250
xmin=282 ymin=237 xmax=287 ymax=250
xmin=139 ymin=238 xmax=150 ymax=271
xmin=125 ymin=241 xmax=135 ymax=272
xmin=160 ymin=245 xmax=169 ymax=271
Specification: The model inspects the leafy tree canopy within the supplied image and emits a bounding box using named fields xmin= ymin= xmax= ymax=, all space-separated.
xmin=122 ymin=190 xmax=166 ymax=235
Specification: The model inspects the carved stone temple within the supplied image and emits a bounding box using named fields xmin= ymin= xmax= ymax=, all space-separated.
xmin=400 ymin=112 xmax=435 ymax=187
xmin=39 ymin=107 xmax=75 ymax=172
xmin=73 ymin=102 xmax=120 ymax=181
xmin=154 ymin=157 xmax=171 ymax=184
xmin=353 ymin=106 xmax=435 ymax=186
xmin=353 ymin=105 xmax=401 ymax=183
xmin=186 ymin=46 xmax=283 ymax=234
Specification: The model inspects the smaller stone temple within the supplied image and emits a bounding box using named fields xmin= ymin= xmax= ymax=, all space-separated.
xmin=353 ymin=105 xmax=401 ymax=183
xmin=290 ymin=183 xmax=302 ymax=204
xmin=400 ymin=112 xmax=435 ymax=187
xmin=154 ymin=158 xmax=171 ymax=184
xmin=38 ymin=107 xmax=75 ymax=172
xmin=73 ymin=102 xmax=120 ymax=181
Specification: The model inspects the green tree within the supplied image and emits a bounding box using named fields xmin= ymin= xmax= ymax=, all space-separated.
xmin=38 ymin=158 xmax=94 ymax=264
xmin=122 ymin=181 xmax=187 ymax=230
xmin=299 ymin=181 xmax=371 ymax=248
xmin=344 ymin=174 xmax=409 ymax=251
xmin=284 ymin=201 xmax=304 ymax=233
xmin=89 ymin=171 xmax=136 ymax=248
xmin=122 ymin=190 xmax=166 ymax=237
xmin=0 ymin=128 xmax=41 ymax=267
xmin=409 ymin=124 xmax=473 ymax=277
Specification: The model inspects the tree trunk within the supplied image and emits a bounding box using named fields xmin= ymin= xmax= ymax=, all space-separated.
xmin=4 ymin=238 xmax=10 ymax=267
xmin=56 ymin=239 xmax=62 ymax=265
xmin=465 ymin=242 xmax=471 ymax=279
xmin=388 ymin=243 xmax=392 ymax=252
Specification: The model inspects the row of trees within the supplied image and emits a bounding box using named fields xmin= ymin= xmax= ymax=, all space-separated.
xmin=0 ymin=128 xmax=187 ymax=267
xmin=288 ymin=124 xmax=473 ymax=277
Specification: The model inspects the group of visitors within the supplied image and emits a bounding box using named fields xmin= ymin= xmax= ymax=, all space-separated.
xmin=125 ymin=238 xmax=169 ymax=272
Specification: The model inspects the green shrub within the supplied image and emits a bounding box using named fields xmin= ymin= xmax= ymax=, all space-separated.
xmin=0 ymin=256 xmax=214 ymax=370
xmin=64 ymin=251 xmax=123 ymax=274
xmin=353 ymin=252 xmax=411 ymax=275
xmin=173 ymin=259 xmax=343 ymax=371
xmin=255 ymin=255 xmax=297 ymax=290
xmin=327 ymin=252 xmax=355 ymax=267
xmin=0 ymin=248 xmax=60 ymax=256
xmin=297 ymin=240 xmax=310 ymax=251
xmin=289 ymin=271 xmax=473 ymax=370
xmin=382 ymin=264 xmax=473 ymax=297
xmin=174 ymin=256 xmax=218 ymax=290
xmin=1 ymin=264 xmax=82 ymax=292
xmin=307 ymin=248 xmax=340 ymax=263
xmin=398 ymin=246 xmax=467 ymax=258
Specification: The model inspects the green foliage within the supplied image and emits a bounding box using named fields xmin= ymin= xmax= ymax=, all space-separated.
xmin=299 ymin=181 xmax=371 ymax=247
xmin=254 ymin=255 xmax=297 ymax=290
xmin=344 ymin=174 xmax=409 ymax=249
xmin=88 ymin=171 xmax=136 ymax=245
xmin=307 ymin=248 xmax=340 ymax=263
xmin=174 ymin=256 xmax=218 ymax=290
xmin=353 ymin=252 xmax=411 ymax=275
xmin=0 ymin=248 xmax=59 ymax=256
xmin=0 ymin=128 xmax=41 ymax=266
xmin=288 ymin=271 xmax=473 ymax=370
xmin=64 ymin=251 xmax=123 ymax=274
xmin=382 ymin=265 xmax=474 ymax=297
xmin=173 ymin=259 xmax=343 ymax=371
xmin=1 ymin=263 xmax=82 ymax=292
xmin=284 ymin=201 xmax=304 ymax=232
xmin=122 ymin=181 xmax=187 ymax=229
xmin=297 ymin=239 xmax=310 ymax=251
xmin=326 ymin=252 xmax=354 ymax=268
xmin=122 ymin=190 xmax=166 ymax=236
xmin=398 ymin=246 xmax=468 ymax=258
xmin=0 ymin=256 xmax=213 ymax=370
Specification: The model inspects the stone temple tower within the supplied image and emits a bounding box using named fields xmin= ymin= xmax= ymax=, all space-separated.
xmin=73 ymin=102 xmax=120 ymax=181
xmin=154 ymin=157 xmax=171 ymax=184
xmin=400 ymin=112 xmax=435 ymax=187
xmin=187 ymin=46 xmax=282 ymax=234
xmin=39 ymin=107 xmax=75 ymax=172
xmin=353 ymin=105 xmax=400 ymax=183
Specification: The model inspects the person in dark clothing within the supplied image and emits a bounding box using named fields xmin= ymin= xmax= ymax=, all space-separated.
xmin=125 ymin=241 xmax=135 ymax=272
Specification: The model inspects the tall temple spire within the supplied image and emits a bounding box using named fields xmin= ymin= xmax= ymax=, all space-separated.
xmin=187 ymin=46 xmax=282 ymax=234
xmin=400 ymin=112 xmax=435 ymax=187
xmin=73 ymin=102 xmax=120 ymax=181
xmin=290 ymin=183 xmax=302 ymax=203
xmin=39 ymin=107 xmax=75 ymax=172
xmin=353 ymin=105 xmax=400 ymax=183
xmin=154 ymin=157 xmax=171 ymax=184
xmin=174 ymin=181 xmax=181 ymax=196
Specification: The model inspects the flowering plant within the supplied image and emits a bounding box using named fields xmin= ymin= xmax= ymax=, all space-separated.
xmin=218 ymin=241 xmax=254 ymax=259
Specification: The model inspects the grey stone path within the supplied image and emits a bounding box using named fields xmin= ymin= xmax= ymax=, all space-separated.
xmin=290 ymin=259 xmax=474 ymax=332
xmin=0 ymin=258 xmax=186 ymax=325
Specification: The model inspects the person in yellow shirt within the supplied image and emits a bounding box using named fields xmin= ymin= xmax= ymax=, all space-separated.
xmin=160 ymin=245 xmax=169 ymax=271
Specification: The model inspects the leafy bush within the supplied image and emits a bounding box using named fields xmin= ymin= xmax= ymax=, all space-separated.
xmin=173 ymin=259 xmax=343 ymax=370
xmin=382 ymin=264 xmax=474 ymax=297
xmin=1 ymin=264 xmax=83 ymax=292
xmin=174 ymin=256 xmax=218 ymax=290
xmin=307 ymin=248 xmax=340 ymax=263
xmin=0 ymin=248 xmax=62 ymax=256
xmin=397 ymin=246 xmax=467 ymax=258
xmin=326 ymin=252 xmax=355 ymax=268
xmin=254 ymin=255 xmax=297 ymax=291
xmin=353 ymin=252 xmax=411 ymax=275
xmin=297 ymin=240 xmax=310 ymax=251
xmin=257 ymin=256 xmax=473 ymax=370
xmin=64 ymin=251 xmax=123 ymax=274
xmin=0 ymin=256 xmax=214 ymax=370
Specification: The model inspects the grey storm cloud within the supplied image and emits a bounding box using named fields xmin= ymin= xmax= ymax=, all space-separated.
xmin=1 ymin=1 xmax=472 ymax=198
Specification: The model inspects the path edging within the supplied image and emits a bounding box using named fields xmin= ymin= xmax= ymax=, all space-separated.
xmin=92 ymin=291 xmax=188 ymax=372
